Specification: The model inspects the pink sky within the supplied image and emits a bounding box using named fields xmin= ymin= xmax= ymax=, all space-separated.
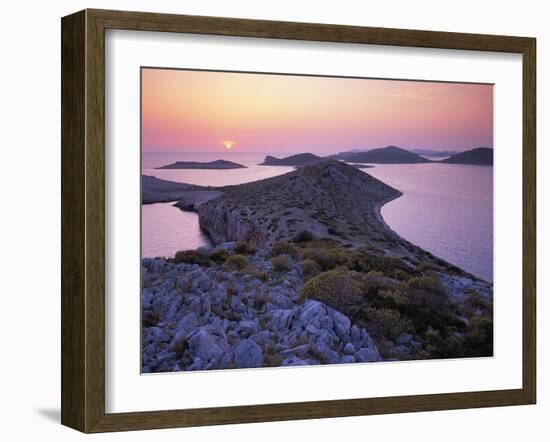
xmin=142 ymin=68 xmax=493 ymax=155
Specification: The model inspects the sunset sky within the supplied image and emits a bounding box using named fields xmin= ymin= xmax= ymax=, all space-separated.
xmin=141 ymin=68 xmax=493 ymax=155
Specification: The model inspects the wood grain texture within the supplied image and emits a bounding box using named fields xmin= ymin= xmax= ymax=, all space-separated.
xmin=522 ymin=38 xmax=537 ymax=404
xmin=61 ymin=10 xmax=86 ymax=431
xmin=60 ymin=8 xmax=537 ymax=433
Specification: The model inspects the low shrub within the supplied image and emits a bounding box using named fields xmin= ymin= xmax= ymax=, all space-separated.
xmin=346 ymin=249 xmax=415 ymax=279
xmin=401 ymin=275 xmax=457 ymax=332
xmin=221 ymin=253 xmax=267 ymax=280
xmin=406 ymin=275 xmax=446 ymax=296
xmin=223 ymin=254 xmax=249 ymax=271
xmin=173 ymin=249 xmax=210 ymax=266
xmin=141 ymin=310 xmax=159 ymax=327
xmin=377 ymin=288 xmax=410 ymax=308
xmin=302 ymin=259 xmax=322 ymax=279
xmin=414 ymin=328 xmax=464 ymax=360
xmin=270 ymin=240 xmax=298 ymax=258
xmin=363 ymin=307 xmax=413 ymax=341
xmin=301 ymin=267 xmax=367 ymax=308
xmin=234 ymin=241 xmax=258 ymax=255
xmin=463 ymin=290 xmax=491 ymax=317
xmin=245 ymin=266 xmax=269 ymax=281
xmin=292 ymin=229 xmax=315 ymax=243
xmin=417 ymin=260 xmax=439 ymax=273
xmin=300 ymin=247 xmax=350 ymax=271
xmin=270 ymin=255 xmax=292 ymax=273
xmin=463 ymin=316 xmax=493 ymax=357
xmin=209 ymin=248 xmax=231 ymax=263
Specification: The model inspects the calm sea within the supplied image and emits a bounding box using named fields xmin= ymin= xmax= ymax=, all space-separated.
xmin=141 ymin=152 xmax=493 ymax=282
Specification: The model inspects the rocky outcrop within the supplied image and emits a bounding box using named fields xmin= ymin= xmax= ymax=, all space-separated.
xmin=141 ymin=248 xmax=381 ymax=372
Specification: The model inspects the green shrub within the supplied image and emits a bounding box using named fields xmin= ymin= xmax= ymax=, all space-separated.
xmin=270 ymin=255 xmax=292 ymax=273
xmin=463 ymin=316 xmax=493 ymax=357
xmin=209 ymin=248 xmax=231 ymax=263
xmin=234 ymin=241 xmax=258 ymax=255
xmin=364 ymin=307 xmax=413 ymax=340
xmin=292 ymin=230 xmax=315 ymax=243
xmin=401 ymin=275 xmax=457 ymax=332
xmin=300 ymin=247 xmax=350 ymax=271
xmin=173 ymin=249 xmax=210 ymax=266
xmin=377 ymin=289 xmax=410 ymax=307
xmin=417 ymin=260 xmax=439 ymax=273
xmin=463 ymin=290 xmax=491 ymax=317
xmin=301 ymin=267 xmax=367 ymax=308
xmin=346 ymin=249 xmax=415 ymax=279
xmin=221 ymin=253 xmax=266 ymax=280
xmin=223 ymin=254 xmax=249 ymax=271
xmin=352 ymin=271 xmax=399 ymax=304
xmin=407 ymin=275 xmax=446 ymax=296
xmin=414 ymin=328 xmax=464 ymax=360
xmin=302 ymin=259 xmax=322 ymax=279
xmin=270 ymin=240 xmax=298 ymax=258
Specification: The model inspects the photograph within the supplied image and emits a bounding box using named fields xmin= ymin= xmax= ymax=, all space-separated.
xmin=140 ymin=67 xmax=494 ymax=373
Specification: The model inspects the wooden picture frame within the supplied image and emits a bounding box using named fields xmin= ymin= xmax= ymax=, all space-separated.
xmin=61 ymin=8 xmax=536 ymax=433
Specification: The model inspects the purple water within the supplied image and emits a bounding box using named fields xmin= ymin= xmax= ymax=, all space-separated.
xmin=366 ymin=163 xmax=493 ymax=282
xmin=141 ymin=152 xmax=493 ymax=282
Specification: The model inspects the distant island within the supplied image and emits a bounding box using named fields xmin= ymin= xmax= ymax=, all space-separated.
xmin=260 ymin=153 xmax=323 ymax=166
xmin=156 ymin=159 xmax=247 ymax=170
xmin=442 ymin=147 xmax=493 ymax=165
xmin=333 ymin=146 xmax=432 ymax=164
xmin=411 ymin=149 xmax=460 ymax=158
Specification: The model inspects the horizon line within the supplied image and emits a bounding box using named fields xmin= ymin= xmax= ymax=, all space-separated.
xmin=142 ymin=146 xmax=494 ymax=155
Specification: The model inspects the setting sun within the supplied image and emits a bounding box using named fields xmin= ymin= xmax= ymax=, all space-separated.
xmin=222 ymin=140 xmax=236 ymax=150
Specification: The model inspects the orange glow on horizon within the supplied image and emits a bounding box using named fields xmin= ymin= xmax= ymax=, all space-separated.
xmin=141 ymin=68 xmax=493 ymax=154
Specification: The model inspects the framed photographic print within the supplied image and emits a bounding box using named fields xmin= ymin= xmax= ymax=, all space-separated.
xmin=61 ymin=9 xmax=536 ymax=433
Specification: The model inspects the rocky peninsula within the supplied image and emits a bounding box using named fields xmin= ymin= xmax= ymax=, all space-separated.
xmin=142 ymin=160 xmax=493 ymax=372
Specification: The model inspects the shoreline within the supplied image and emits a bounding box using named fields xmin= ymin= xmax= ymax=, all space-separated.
xmin=141 ymin=163 xmax=491 ymax=284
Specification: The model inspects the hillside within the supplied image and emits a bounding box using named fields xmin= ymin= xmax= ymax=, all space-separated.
xmin=411 ymin=149 xmax=460 ymax=158
xmin=197 ymin=160 xmax=401 ymax=249
xmin=335 ymin=146 xmax=431 ymax=164
xmin=442 ymin=147 xmax=493 ymax=165
xmin=259 ymin=153 xmax=323 ymax=166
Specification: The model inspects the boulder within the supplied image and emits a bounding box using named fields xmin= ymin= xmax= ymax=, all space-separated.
xmin=354 ymin=346 xmax=381 ymax=362
xmin=300 ymin=300 xmax=327 ymax=327
xmin=233 ymin=339 xmax=264 ymax=368
xmin=187 ymin=328 xmax=229 ymax=364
